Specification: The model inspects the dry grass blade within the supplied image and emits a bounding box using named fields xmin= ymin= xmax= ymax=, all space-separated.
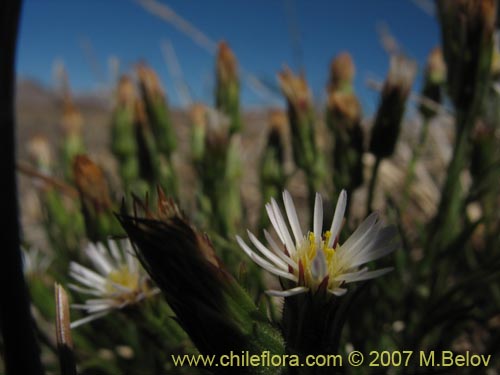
xmin=135 ymin=0 xmax=281 ymax=104
xmin=135 ymin=0 xmax=217 ymax=53
xmin=161 ymin=39 xmax=192 ymax=107
xmin=411 ymin=0 xmax=437 ymax=17
xmin=55 ymin=283 xmax=77 ymax=375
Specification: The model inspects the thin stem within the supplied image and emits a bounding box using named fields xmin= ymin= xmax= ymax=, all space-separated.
xmin=366 ymin=156 xmax=382 ymax=214
xmin=427 ymin=108 xmax=475 ymax=255
xmin=401 ymin=116 xmax=431 ymax=210
xmin=425 ymin=106 xmax=479 ymax=298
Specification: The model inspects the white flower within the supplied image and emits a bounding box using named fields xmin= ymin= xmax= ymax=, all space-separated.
xmin=69 ymin=239 xmax=159 ymax=328
xmin=236 ymin=190 xmax=399 ymax=297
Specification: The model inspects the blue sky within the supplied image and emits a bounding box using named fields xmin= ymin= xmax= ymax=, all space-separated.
xmin=16 ymin=0 xmax=439 ymax=112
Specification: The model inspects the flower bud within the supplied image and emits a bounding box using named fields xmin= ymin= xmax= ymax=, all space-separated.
xmin=117 ymin=75 xmax=136 ymax=109
xmin=112 ymin=76 xmax=139 ymax=186
xmin=189 ymin=103 xmax=207 ymax=163
xmin=137 ymin=63 xmax=177 ymax=158
xmin=278 ymin=68 xmax=316 ymax=171
xmin=73 ymin=155 xmax=121 ymax=241
xmin=438 ymin=0 xmax=497 ymax=114
xmin=369 ymin=55 xmax=417 ymax=158
xmin=327 ymin=91 xmax=364 ymax=192
xmin=60 ymin=100 xmax=83 ymax=138
xmin=216 ymin=41 xmax=238 ymax=86
xmin=420 ymin=47 xmax=446 ymax=119
xmin=329 ymin=52 xmax=356 ymax=93
xmin=215 ymin=41 xmax=242 ymax=134
xmin=117 ymin=191 xmax=285 ymax=358
xmin=134 ymin=99 xmax=160 ymax=185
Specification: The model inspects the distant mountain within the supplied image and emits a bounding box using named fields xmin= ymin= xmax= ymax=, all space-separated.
xmin=16 ymin=78 xmax=111 ymax=110
xmin=16 ymin=78 xmax=57 ymax=108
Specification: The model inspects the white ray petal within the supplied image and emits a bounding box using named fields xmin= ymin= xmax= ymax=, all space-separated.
xmin=329 ymin=287 xmax=347 ymax=296
xmin=125 ymin=249 xmax=137 ymax=274
xmin=283 ymin=190 xmax=303 ymax=244
xmin=85 ymin=244 xmax=112 ymax=275
xmin=122 ymin=239 xmax=138 ymax=273
xmin=333 ymin=267 xmax=368 ymax=282
xmin=86 ymin=304 xmax=116 ymax=313
xmin=83 ymin=298 xmax=116 ymax=305
xmin=264 ymin=230 xmax=297 ymax=268
xmin=265 ymin=287 xmax=309 ymax=297
xmin=67 ymin=283 xmax=104 ymax=297
xmin=247 ymin=231 xmax=288 ymax=270
xmin=108 ymin=239 xmax=123 ymax=264
xmin=70 ymin=311 xmax=110 ymax=329
xmin=337 ymin=213 xmax=380 ymax=265
xmin=71 ymin=303 xmax=111 ymax=311
xmin=313 ymin=193 xmax=323 ymax=245
xmin=69 ymin=272 xmax=105 ymax=292
xmin=338 ymin=220 xmax=384 ymax=266
xmin=338 ymin=268 xmax=393 ymax=283
xmin=350 ymin=242 xmax=399 ymax=268
xmin=271 ymin=198 xmax=296 ymax=254
xmin=266 ymin=203 xmax=285 ymax=244
xmin=327 ymin=190 xmax=347 ymax=248
xmin=69 ymin=263 xmax=108 ymax=291
xmin=340 ymin=212 xmax=379 ymax=251
xmin=236 ymin=236 xmax=297 ymax=281
xmin=149 ymin=288 xmax=161 ymax=296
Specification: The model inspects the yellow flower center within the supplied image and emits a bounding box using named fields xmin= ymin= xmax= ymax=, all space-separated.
xmin=107 ymin=265 xmax=140 ymax=292
xmin=293 ymin=231 xmax=341 ymax=289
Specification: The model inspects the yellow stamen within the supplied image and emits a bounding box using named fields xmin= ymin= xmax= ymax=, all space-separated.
xmin=324 ymin=248 xmax=335 ymax=263
xmin=307 ymin=232 xmax=317 ymax=260
xmin=107 ymin=266 xmax=139 ymax=291
xmin=324 ymin=231 xmax=332 ymax=246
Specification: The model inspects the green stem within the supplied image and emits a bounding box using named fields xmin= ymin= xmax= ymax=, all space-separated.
xmin=366 ymin=156 xmax=382 ymax=214
xmin=425 ymin=107 xmax=478 ymax=299
xmin=427 ymin=109 xmax=475 ymax=255
xmin=401 ymin=116 xmax=431 ymax=210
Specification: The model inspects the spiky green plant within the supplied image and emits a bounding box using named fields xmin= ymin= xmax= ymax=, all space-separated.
xmin=428 ymin=0 xmax=496 ymax=254
xmin=118 ymin=190 xmax=285 ymax=373
xmin=215 ymin=42 xmax=242 ymax=134
xmin=326 ymin=53 xmax=364 ymax=205
xmin=367 ymin=55 xmax=417 ymax=213
xmin=73 ymin=155 xmax=123 ymax=242
xmin=278 ymin=68 xmax=324 ymax=209
xmin=111 ymin=75 xmax=140 ymax=188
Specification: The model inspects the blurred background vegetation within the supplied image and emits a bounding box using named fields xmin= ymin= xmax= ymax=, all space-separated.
xmin=2 ymin=0 xmax=500 ymax=374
